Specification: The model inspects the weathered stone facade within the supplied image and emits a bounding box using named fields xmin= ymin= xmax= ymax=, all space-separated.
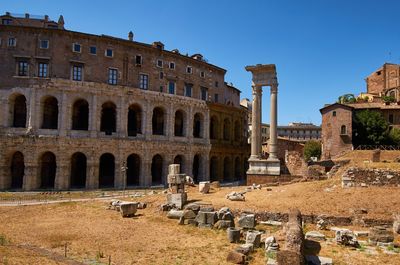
xmin=342 ymin=167 xmax=400 ymax=188
xmin=0 ymin=13 xmax=249 ymax=190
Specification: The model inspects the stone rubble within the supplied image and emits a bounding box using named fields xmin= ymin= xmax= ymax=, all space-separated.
xmin=369 ymin=226 xmax=394 ymax=245
xmin=335 ymin=229 xmax=358 ymax=247
xmin=226 ymin=191 xmax=246 ymax=201
xmin=305 ymin=231 xmax=326 ymax=241
xmin=237 ymin=213 xmax=256 ymax=229
xmin=198 ymin=181 xmax=210 ymax=193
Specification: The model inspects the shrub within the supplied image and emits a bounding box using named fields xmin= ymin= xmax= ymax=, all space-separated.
xmin=303 ymin=140 xmax=321 ymax=161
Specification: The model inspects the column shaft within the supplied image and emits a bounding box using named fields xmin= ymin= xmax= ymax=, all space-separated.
xmin=250 ymin=85 xmax=262 ymax=159
xmin=268 ymin=85 xmax=278 ymax=160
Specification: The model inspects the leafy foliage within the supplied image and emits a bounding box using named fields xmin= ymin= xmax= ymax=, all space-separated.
xmin=382 ymin=95 xmax=396 ymax=103
xmin=303 ymin=140 xmax=321 ymax=161
xmin=353 ymin=110 xmax=389 ymax=145
xmin=388 ymin=127 xmax=400 ymax=145
xmin=337 ymin=94 xmax=356 ymax=104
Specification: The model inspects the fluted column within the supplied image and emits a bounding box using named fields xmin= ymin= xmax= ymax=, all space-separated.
xmin=268 ymin=84 xmax=278 ymax=161
xmin=250 ymin=85 xmax=262 ymax=159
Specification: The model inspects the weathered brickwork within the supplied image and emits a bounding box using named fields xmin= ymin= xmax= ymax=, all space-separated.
xmin=320 ymin=104 xmax=353 ymax=160
xmin=0 ymin=13 xmax=250 ymax=190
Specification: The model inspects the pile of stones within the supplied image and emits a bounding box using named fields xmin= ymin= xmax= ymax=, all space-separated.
xmin=108 ymin=200 xmax=146 ymax=217
xmin=226 ymin=191 xmax=246 ymax=201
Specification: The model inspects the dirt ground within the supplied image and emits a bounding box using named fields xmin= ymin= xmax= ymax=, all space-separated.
xmin=1 ymin=176 xmax=400 ymax=265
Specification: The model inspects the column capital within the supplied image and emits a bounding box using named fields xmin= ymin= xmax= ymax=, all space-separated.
xmin=252 ymin=85 xmax=262 ymax=96
xmin=270 ymin=84 xmax=278 ymax=94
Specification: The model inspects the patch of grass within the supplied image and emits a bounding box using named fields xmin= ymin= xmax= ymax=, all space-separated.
xmin=266 ymin=250 xmax=277 ymax=260
xmin=0 ymin=234 xmax=9 ymax=246
xmin=358 ymin=243 xmax=366 ymax=252
xmin=387 ymin=245 xmax=400 ymax=253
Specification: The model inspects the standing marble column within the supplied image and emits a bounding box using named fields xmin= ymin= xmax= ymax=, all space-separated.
xmin=250 ymin=85 xmax=262 ymax=159
xmin=268 ymin=84 xmax=278 ymax=161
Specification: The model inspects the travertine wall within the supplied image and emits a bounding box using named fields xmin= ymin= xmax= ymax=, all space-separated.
xmin=0 ymin=79 xmax=211 ymax=190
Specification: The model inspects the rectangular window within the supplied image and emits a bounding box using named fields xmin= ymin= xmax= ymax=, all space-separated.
xmin=40 ymin=40 xmax=49 ymax=49
xmin=159 ymin=72 xmax=164 ymax=79
xmin=72 ymin=65 xmax=83 ymax=81
xmin=215 ymin=81 xmax=219 ymax=87
xmin=169 ymin=62 xmax=175 ymax=69
xmin=108 ymin=68 xmax=118 ymax=85
xmin=135 ymin=55 xmax=142 ymax=65
xmin=17 ymin=61 xmax=28 ymax=76
xmin=168 ymin=81 xmax=175 ymax=94
xmin=184 ymin=83 xmax=192 ymax=97
xmin=186 ymin=66 xmax=192 ymax=74
xmin=38 ymin=62 xmax=48 ymax=78
xmin=200 ymin=71 xmax=205 ymax=78
xmin=2 ymin=19 xmax=12 ymax=25
xmin=89 ymin=46 xmax=97 ymax=55
xmin=139 ymin=74 xmax=149 ymax=89
xmin=214 ymin=94 xmax=219 ymax=103
xmin=201 ymin=87 xmax=208 ymax=101
xmin=8 ymin=37 xmax=16 ymax=47
xmin=73 ymin=43 xmax=81 ymax=53
xmin=105 ymin=48 xmax=113 ymax=57
xmin=157 ymin=59 xmax=163 ymax=68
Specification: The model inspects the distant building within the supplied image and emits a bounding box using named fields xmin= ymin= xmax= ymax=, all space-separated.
xmin=260 ymin=122 xmax=321 ymax=144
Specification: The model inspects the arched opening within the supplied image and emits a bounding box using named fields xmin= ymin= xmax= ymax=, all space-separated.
xmin=127 ymin=154 xmax=140 ymax=186
xmin=389 ymin=90 xmax=396 ymax=99
xmin=173 ymin=155 xmax=184 ymax=172
xmin=193 ymin=113 xmax=202 ymax=138
xmin=99 ymin=153 xmax=115 ymax=188
xmin=223 ymin=157 xmax=232 ymax=182
xmin=340 ymin=125 xmax=347 ymax=135
xmin=10 ymin=151 xmax=24 ymax=189
xmin=128 ymin=104 xmax=142 ymax=136
xmin=72 ymin=99 xmax=89 ymax=130
xmin=100 ymin=102 xmax=117 ymax=135
xmin=234 ymin=157 xmax=241 ymax=181
xmin=174 ymin=110 xmax=184 ymax=137
xmin=151 ymin=154 xmax=163 ymax=185
xmin=210 ymin=116 xmax=218 ymax=140
xmin=192 ymin=154 xmax=200 ymax=183
xmin=210 ymin=156 xmax=218 ymax=181
xmin=40 ymin=152 xmax=56 ymax=189
xmin=234 ymin=120 xmax=241 ymax=141
xmin=41 ymin=96 xmax=58 ymax=129
xmin=70 ymin=152 xmax=87 ymax=188
xmin=223 ymin=118 xmax=231 ymax=141
xmin=11 ymin=94 xmax=27 ymax=128
xmin=152 ymin=107 xmax=164 ymax=135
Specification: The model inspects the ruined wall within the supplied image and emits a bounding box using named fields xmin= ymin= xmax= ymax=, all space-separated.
xmin=342 ymin=167 xmax=400 ymax=188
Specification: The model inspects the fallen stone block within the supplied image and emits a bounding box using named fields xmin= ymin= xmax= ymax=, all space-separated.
xmin=119 ymin=202 xmax=138 ymax=217
xmin=260 ymin=220 xmax=282 ymax=226
xmin=265 ymin=236 xmax=277 ymax=250
xmin=226 ymin=251 xmax=246 ymax=264
xmin=393 ymin=215 xmax=400 ymax=234
xmin=199 ymin=206 xmax=215 ymax=212
xmin=137 ymin=202 xmax=147 ymax=209
xmin=214 ymin=220 xmax=234 ymax=230
xmin=217 ymin=207 xmax=231 ymax=219
xmin=354 ymin=231 xmax=369 ymax=237
xmin=305 ymin=255 xmax=333 ymax=265
xmin=184 ymin=203 xmax=200 ymax=213
xmin=305 ymin=231 xmax=326 ymax=241
xmin=235 ymin=243 xmax=253 ymax=255
xmin=246 ymin=230 xmax=262 ymax=248
xmin=276 ymin=250 xmax=305 ymax=265
xmin=167 ymin=193 xmax=187 ymax=209
xmin=199 ymin=181 xmax=210 ymax=193
xmin=335 ymin=230 xmax=358 ymax=247
xmin=238 ymin=214 xmax=256 ymax=229
xmin=167 ymin=209 xmax=184 ymax=219
xmin=226 ymin=191 xmax=246 ymax=201
xmin=227 ymin=227 xmax=241 ymax=243
xmin=369 ymin=227 xmax=394 ymax=244
xmin=182 ymin=209 xmax=196 ymax=219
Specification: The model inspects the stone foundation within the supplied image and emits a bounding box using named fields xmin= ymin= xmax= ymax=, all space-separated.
xmin=246 ymin=174 xmax=302 ymax=185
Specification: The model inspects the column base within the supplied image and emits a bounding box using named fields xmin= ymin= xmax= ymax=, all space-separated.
xmin=247 ymin=157 xmax=280 ymax=176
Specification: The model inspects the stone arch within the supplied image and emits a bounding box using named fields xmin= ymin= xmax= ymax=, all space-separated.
xmin=234 ymin=120 xmax=241 ymax=141
xmin=192 ymin=154 xmax=200 ymax=183
xmin=100 ymin=101 xmax=117 ymax=135
xmin=126 ymin=153 xmax=140 ymax=186
xmin=10 ymin=151 xmax=24 ymax=189
xmin=99 ymin=153 xmax=115 ymax=188
xmin=70 ymin=152 xmax=87 ymax=188
xmin=39 ymin=151 xmax=56 ymax=189
xmin=72 ymin=99 xmax=89 ymax=130
xmin=210 ymin=116 xmax=219 ymax=140
xmin=223 ymin=156 xmax=232 ymax=182
xmin=41 ymin=96 xmax=59 ymax=129
xmin=174 ymin=110 xmax=185 ymax=137
xmin=152 ymin=107 xmax=165 ymax=135
xmin=128 ymin=104 xmax=142 ymax=136
xmin=173 ymin=155 xmax=184 ymax=172
xmin=234 ymin=156 xmax=241 ymax=181
xmin=210 ymin=156 xmax=219 ymax=181
xmin=151 ymin=154 xmax=163 ymax=185
xmin=223 ymin=118 xmax=231 ymax=141
xmin=9 ymin=93 xmax=27 ymax=128
xmin=193 ymin=113 xmax=203 ymax=138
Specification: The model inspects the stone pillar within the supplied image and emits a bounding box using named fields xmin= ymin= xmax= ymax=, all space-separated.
xmin=27 ymin=88 xmax=37 ymax=131
xmin=90 ymin=94 xmax=98 ymax=137
xmin=268 ymin=84 xmax=278 ymax=161
xmin=250 ymin=85 xmax=262 ymax=159
xmin=55 ymin=160 xmax=69 ymax=190
xmin=141 ymin=152 xmax=151 ymax=186
xmin=86 ymin=157 xmax=98 ymax=189
xmin=59 ymin=92 xmax=68 ymax=137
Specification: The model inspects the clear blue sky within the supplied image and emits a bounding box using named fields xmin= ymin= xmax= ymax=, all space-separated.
xmin=3 ymin=0 xmax=400 ymax=125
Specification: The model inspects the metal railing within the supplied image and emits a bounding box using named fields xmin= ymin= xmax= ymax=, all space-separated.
xmin=354 ymin=145 xmax=400 ymax=150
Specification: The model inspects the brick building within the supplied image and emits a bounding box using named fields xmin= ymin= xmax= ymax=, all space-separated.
xmin=0 ymin=13 xmax=249 ymax=190
xmin=320 ymin=63 xmax=400 ymax=159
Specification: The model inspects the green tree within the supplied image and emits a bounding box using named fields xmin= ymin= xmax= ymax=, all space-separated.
xmin=303 ymin=140 xmax=322 ymax=161
xmin=353 ymin=110 xmax=389 ymax=146
xmin=337 ymin=94 xmax=356 ymax=104
xmin=388 ymin=127 xmax=400 ymax=145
